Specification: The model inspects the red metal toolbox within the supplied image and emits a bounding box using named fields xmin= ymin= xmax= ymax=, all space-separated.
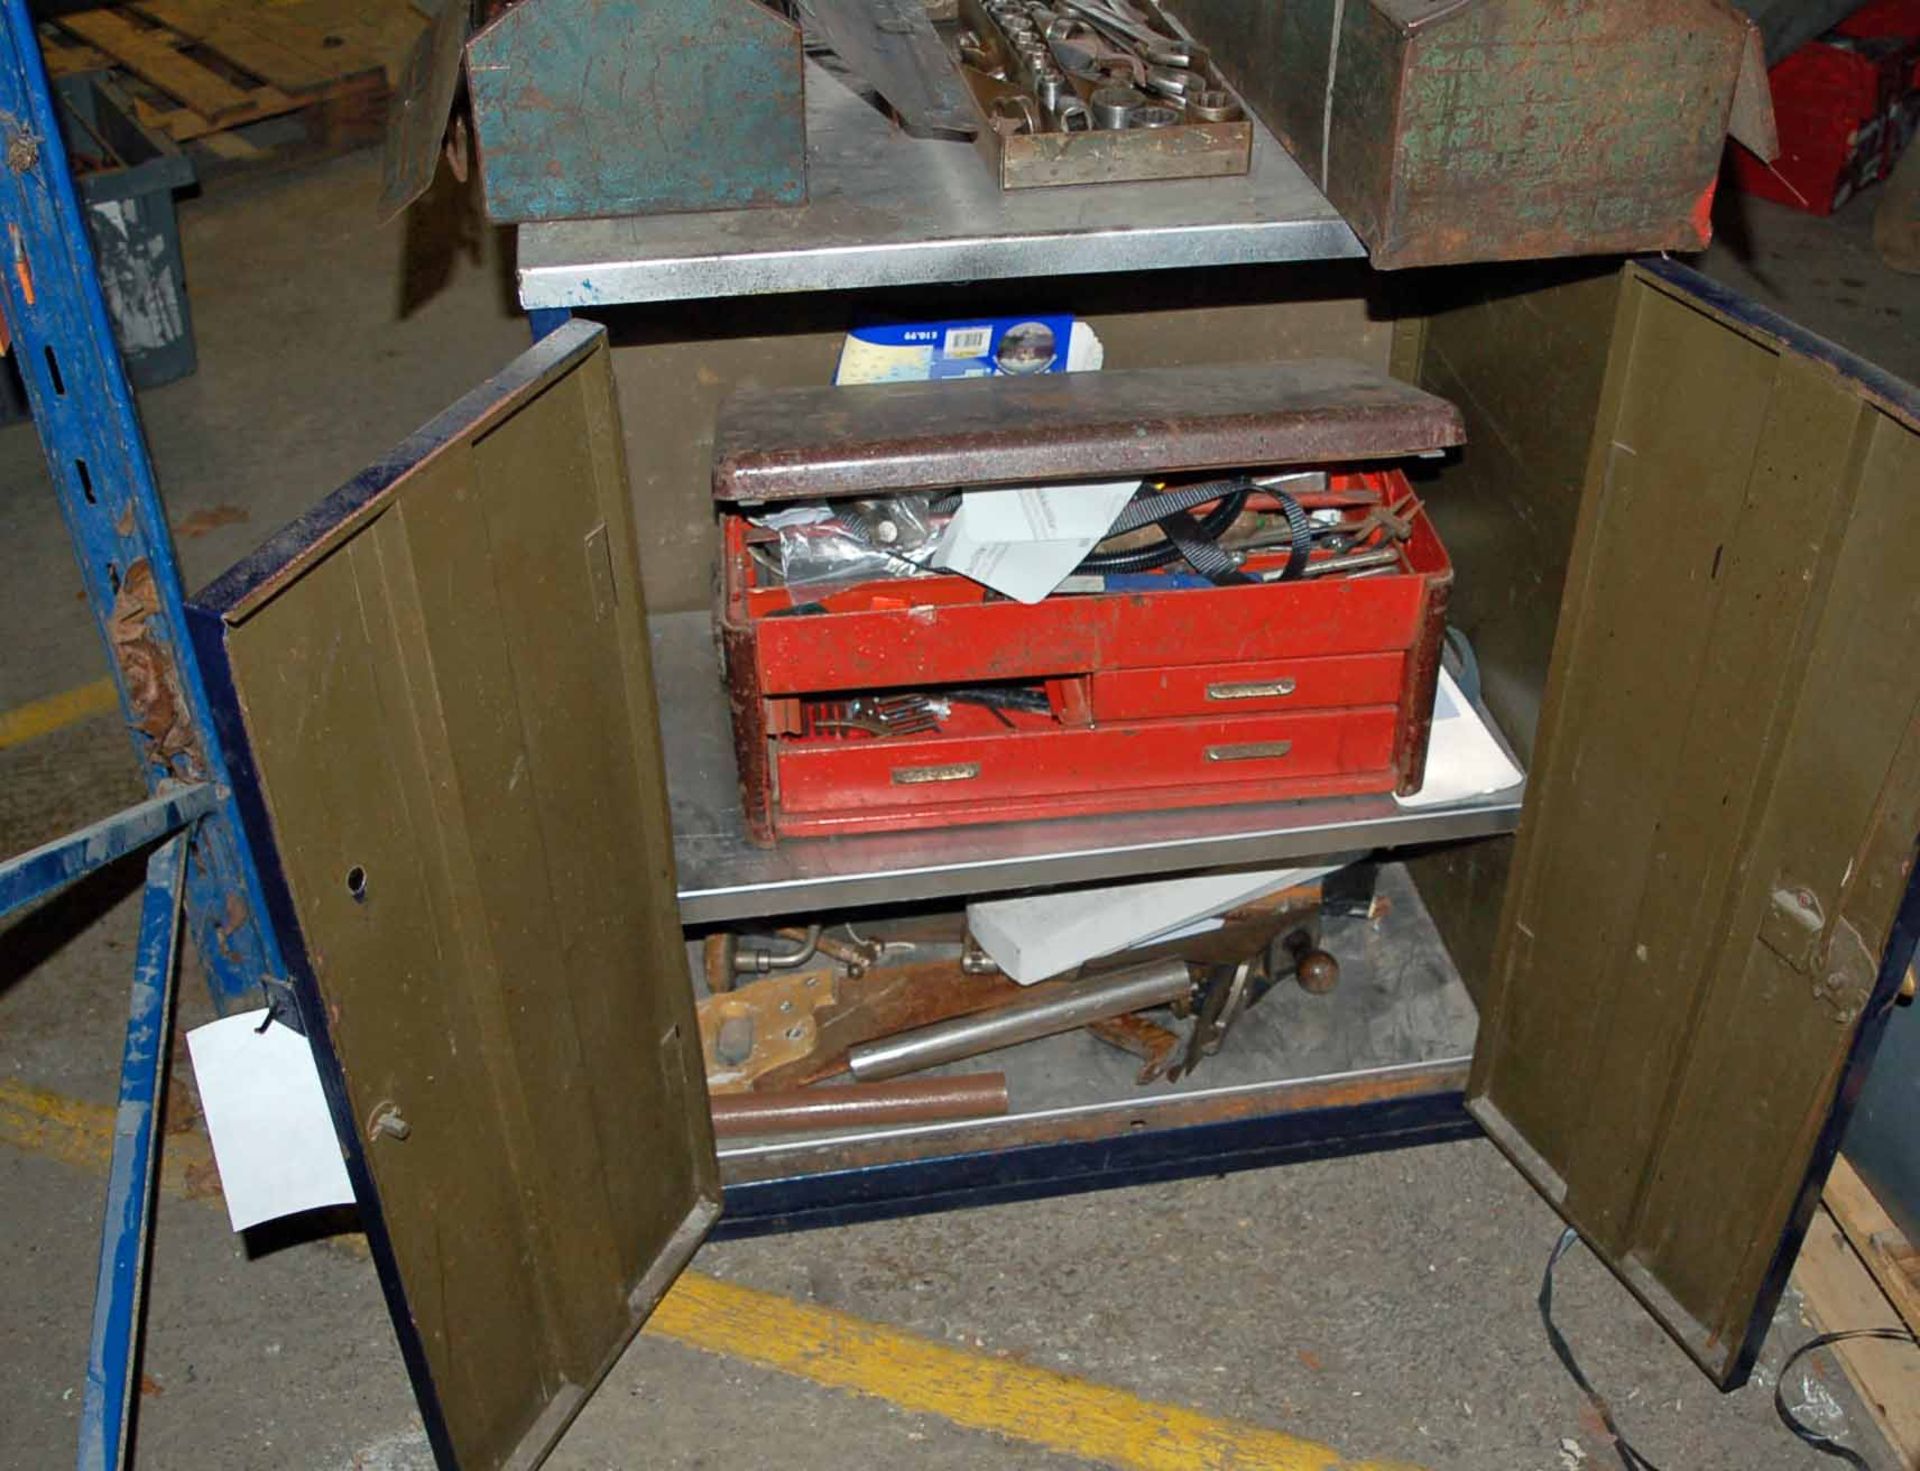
xmin=711 ymin=362 xmax=1466 ymax=843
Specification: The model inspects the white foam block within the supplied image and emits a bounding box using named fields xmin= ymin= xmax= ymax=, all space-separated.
xmin=1395 ymin=667 xmax=1525 ymax=809
xmin=969 ymin=864 xmax=1341 ymax=984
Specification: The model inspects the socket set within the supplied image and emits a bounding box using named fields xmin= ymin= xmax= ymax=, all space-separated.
xmin=952 ymin=0 xmax=1253 ymax=189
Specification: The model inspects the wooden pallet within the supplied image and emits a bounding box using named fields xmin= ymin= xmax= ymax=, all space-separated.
xmin=39 ymin=1 xmax=426 ymax=152
xmin=1827 ymin=1155 xmax=1920 ymax=1340
xmin=1793 ymin=1161 xmax=1920 ymax=1469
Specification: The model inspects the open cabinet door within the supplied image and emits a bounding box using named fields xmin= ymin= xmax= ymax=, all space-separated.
xmin=1470 ymin=258 xmax=1920 ymax=1387
xmin=186 ymin=321 xmax=720 ymax=1470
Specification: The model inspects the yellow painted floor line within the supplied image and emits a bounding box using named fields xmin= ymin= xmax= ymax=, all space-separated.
xmin=652 ymin=1273 xmax=1422 ymax=1471
xmin=0 ymin=1078 xmax=221 ymax=1202
xmin=2 ymin=1077 xmax=1423 ymax=1471
xmin=0 ymin=677 xmax=118 ymax=751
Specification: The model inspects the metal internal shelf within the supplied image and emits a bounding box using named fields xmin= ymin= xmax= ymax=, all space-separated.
xmin=517 ymin=58 xmax=1363 ymax=310
xmin=653 ymin=612 xmax=1525 ymax=924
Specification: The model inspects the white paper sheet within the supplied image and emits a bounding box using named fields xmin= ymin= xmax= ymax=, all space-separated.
xmin=969 ymin=863 xmax=1343 ymax=984
xmin=1394 ymin=667 xmax=1526 ymax=809
xmin=185 ymin=1009 xmax=355 ymax=1232
xmin=932 ymin=479 xmax=1138 ymax=604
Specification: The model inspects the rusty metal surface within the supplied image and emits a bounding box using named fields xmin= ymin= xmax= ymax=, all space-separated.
xmin=108 ymin=559 xmax=195 ymax=769
xmin=463 ymin=0 xmax=806 ymax=223
xmin=712 ymin=359 xmax=1466 ymax=502
xmin=1392 ymin=555 xmax=1449 ymax=796
xmin=1173 ymin=0 xmax=1770 ymax=269
xmin=755 ymin=961 xmax=1043 ymax=1089
xmin=710 ymin=1074 xmax=1010 ymax=1137
xmin=801 ymin=0 xmax=976 ymax=137
xmin=1087 ymin=1013 xmax=1183 ymax=1084
xmin=1726 ymin=27 xmax=1779 ymax=160
xmin=608 ymin=274 xmax=1388 ymax=614
xmin=377 ymin=0 xmax=467 ymax=221
xmin=988 ymin=116 xmax=1253 ymax=187
xmin=725 ymin=888 xmax=1329 ymax=1087
xmin=719 ymin=617 xmax=775 ymax=846
xmin=957 ymin=0 xmax=1253 ymax=188
xmin=699 ymin=969 xmax=839 ymax=1092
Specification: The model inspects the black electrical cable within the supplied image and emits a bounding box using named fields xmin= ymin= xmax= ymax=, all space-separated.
xmin=1542 ymin=1226 xmax=1920 ymax=1469
xmin=1539 ymin=1227 xmax=1666 ymax=1471
xmin=1776 ymin=1328 xmax=1920 ymax=1465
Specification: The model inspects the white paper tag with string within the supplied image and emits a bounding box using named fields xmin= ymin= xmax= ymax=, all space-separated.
xmin=185 ymin=1009 xmax=355 ymax=1232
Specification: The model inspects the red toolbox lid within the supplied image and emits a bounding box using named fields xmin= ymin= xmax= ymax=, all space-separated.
xmin=711 ymin=359 xmax=1466 ymax=502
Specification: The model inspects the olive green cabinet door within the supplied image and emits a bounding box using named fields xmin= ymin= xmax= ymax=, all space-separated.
xmin=190 ymin=320 xmax=719 ymax=1470
xmin=1470 ymin=258 xmax=1920 ymax=1387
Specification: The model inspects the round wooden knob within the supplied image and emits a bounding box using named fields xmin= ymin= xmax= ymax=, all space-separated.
xmin=1294 ymin=949 xmax=1341 ymax=995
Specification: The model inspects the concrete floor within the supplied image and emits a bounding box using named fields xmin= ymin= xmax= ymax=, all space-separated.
xmin=4 ymin=147 xmax=1918 ymax=1471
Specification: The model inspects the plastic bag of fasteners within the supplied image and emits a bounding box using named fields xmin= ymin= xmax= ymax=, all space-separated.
xmin=754 ymin=497 xmax=950 ymax=587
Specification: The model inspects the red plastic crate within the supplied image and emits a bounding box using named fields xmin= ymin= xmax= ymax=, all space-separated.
xmin=1730 ymin=0 xmax=1920 ymax=214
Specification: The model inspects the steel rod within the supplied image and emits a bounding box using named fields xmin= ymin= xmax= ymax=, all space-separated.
xmin=710 ymin=1074 xmax=1011 ymax=1137
xmin=848 ymin=958 xmax=1193 ymax=1080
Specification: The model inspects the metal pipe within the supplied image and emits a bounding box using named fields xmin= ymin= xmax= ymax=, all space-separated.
xmin=1300 ymin=547 xmax=1403 ymax=578
xmin=709 ymin=1074 xmax=1011 ymax=1138
xmin=1256 ymin=547 xmax=1402 ymax=582
xmin=733 ymin=923 xmax=823 ymax=975
xmin=848 ymin=958 xmax=1194 ymax=1080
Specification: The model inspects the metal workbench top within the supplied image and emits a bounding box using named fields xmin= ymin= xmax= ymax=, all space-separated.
xmin=652 ymin=612 xmax=1524 ymax=925
xmin=516 ymin=59 xmax=1363 ymax=311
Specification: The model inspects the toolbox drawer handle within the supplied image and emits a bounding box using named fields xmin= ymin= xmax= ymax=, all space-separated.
xmin=891 ymin=761 xmax=982 ymax=786
xmin=1206 ymin=678 xmax=1297 ymax=701
xmin=1204 ymin=740 xmax=1294 ymax=763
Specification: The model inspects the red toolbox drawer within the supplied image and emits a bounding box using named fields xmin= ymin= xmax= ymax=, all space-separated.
xmin=777 ymin=706 xmax=1400 ymax=820
xmin=712 ymin=362 xmax=1465 ymax=843
xmin=1082 ymin=651 xmax=1409 ymax=722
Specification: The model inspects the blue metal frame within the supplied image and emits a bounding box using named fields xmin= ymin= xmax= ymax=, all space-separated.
xmin=77 ymin=830 xmax=189 ymax=1471
xmin=526 ymin=306 xmax=572 ymax=342
xmin=0 ymin=0 xmax=285 ymax=1015
xmin=0 ymin=783 xmax=211 ymax=920
xmin=0 ymin=2 xmax=296 ymax=1462
xmin=713 ymin=1087 xmax=1479 ymax=1240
